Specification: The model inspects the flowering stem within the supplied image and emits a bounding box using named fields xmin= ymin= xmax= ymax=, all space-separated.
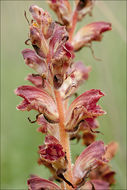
xmin=54 ymin=90 xmax=73 ymax=190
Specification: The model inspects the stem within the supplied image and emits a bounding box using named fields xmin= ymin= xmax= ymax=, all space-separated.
xmin=69 ymin=10 xmax=78 ymax=42
xmin=54 ymin=90 xmax=73 ymax=190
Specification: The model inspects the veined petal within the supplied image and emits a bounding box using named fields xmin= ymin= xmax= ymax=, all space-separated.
xmin=22 ymin=49 xmax=47 ymax=75
xmin=27 ymin=175 xmax=60 ymax=190
xmin=89 ymin=143 xmax=118 ymax=186
xmin=72 ymin=22 xmax=112 ymax=51
xmin=15 ymin=85 xmax=59 ymax=123
xmin=26 ymin=74 xmax=43 ymax=88
xmin=48 ymin=0 xmax=72 ymax=29
xmin=80 ymin=180 xmax=109 ymax=190
xmin=75 ymin=0 xmax=95 ymax=21
xmin=26 ymin=74 xmax=52 ymax=96
xmin=65 ymin=89 xmax=105 ymax=132
xmin=73 ymin=141 xmax=105 ymax=186
xmin=49 ymin=24 xmax=68 ymax=55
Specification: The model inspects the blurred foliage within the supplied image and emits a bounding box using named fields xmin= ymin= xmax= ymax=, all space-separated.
xmin=1 ymin=0 xmax=126 ymax=189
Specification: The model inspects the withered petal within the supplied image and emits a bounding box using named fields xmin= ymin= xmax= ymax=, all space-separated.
xmin=15 ymin=85 xmax=59 ymax=123
xmin=72 ymin=22 xmax=112 ymax=51
xmin=73 ymin=141 xmax=105 ymax=185
xmin=75 ymin=0 xmax=95 ymax=21
xmin=48 ymin=0 xmax=72 ymax=29
xmin=27 ymin=175 xmax=60 ymax=190
xmin=104 ymin=141 xmax=118 ymax=161
xmin=39 ymin=135 xmax=65 ymax=162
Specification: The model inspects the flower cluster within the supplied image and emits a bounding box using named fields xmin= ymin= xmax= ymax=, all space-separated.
xmin=15 ymin=1 xmax=118 ymax=189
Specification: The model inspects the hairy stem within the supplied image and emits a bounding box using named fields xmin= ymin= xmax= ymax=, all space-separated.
xmin=54 ymin=90 xmax=73 ymax=190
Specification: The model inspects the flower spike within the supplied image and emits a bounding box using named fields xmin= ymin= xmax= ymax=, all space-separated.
xmin=15 ymin=1 xmax=117 ymax=190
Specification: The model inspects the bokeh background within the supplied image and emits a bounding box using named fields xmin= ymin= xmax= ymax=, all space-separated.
xmin=1 ymin=0 xmax=126 ymax=189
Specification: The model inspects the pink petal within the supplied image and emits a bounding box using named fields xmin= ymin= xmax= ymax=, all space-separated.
xmin=27 ymin=175 xmax=60 ymax=190
xmin=26 ymin=74 xmax=51 ymax=95
xmin=80 ymin=117 xmax=99 ymax=130
xmin=90 ymin=179 xmax=110 ymax=190
xmin=73 ymin=61 xmax=91 ymax=81
xmin=49 ymin=24 xmax=68 ymax=55
xmin=29 ymin=25 xmax=48 ymax=58
xmin=22 ymin=49 xmax=47 ymax=74
xmin=15 ymin=85 xmax=59 ymax=123
xmin=72 ymin=22 xmax=112 ymax=51
xmin=80 ymin=179 xmax=109 ymax=190
xmin=73 ymin=141 xmax=105 ymax=185
xmin=26 ymin=74 xmax=43 ymax=88
xmin=65 ymin=89 xmax=105 ymax=132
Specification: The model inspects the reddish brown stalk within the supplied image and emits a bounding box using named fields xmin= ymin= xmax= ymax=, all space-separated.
xmin=54 ymin=90 xmax=73 ymax=190
xmin=69 ymin=10 xmax=78 ymax=42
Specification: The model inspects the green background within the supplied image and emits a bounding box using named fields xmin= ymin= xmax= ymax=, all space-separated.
xmin=1 ymin=0 xmax=126 ymax=189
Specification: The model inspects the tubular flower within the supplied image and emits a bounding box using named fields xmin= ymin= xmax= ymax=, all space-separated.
xmin=65 ymin=89 xmax=105 ymax=132
xmin=72 ymin=22 xmax=112 ymax=51
xmin=15 ymin=1 xmax=117 ymax=190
